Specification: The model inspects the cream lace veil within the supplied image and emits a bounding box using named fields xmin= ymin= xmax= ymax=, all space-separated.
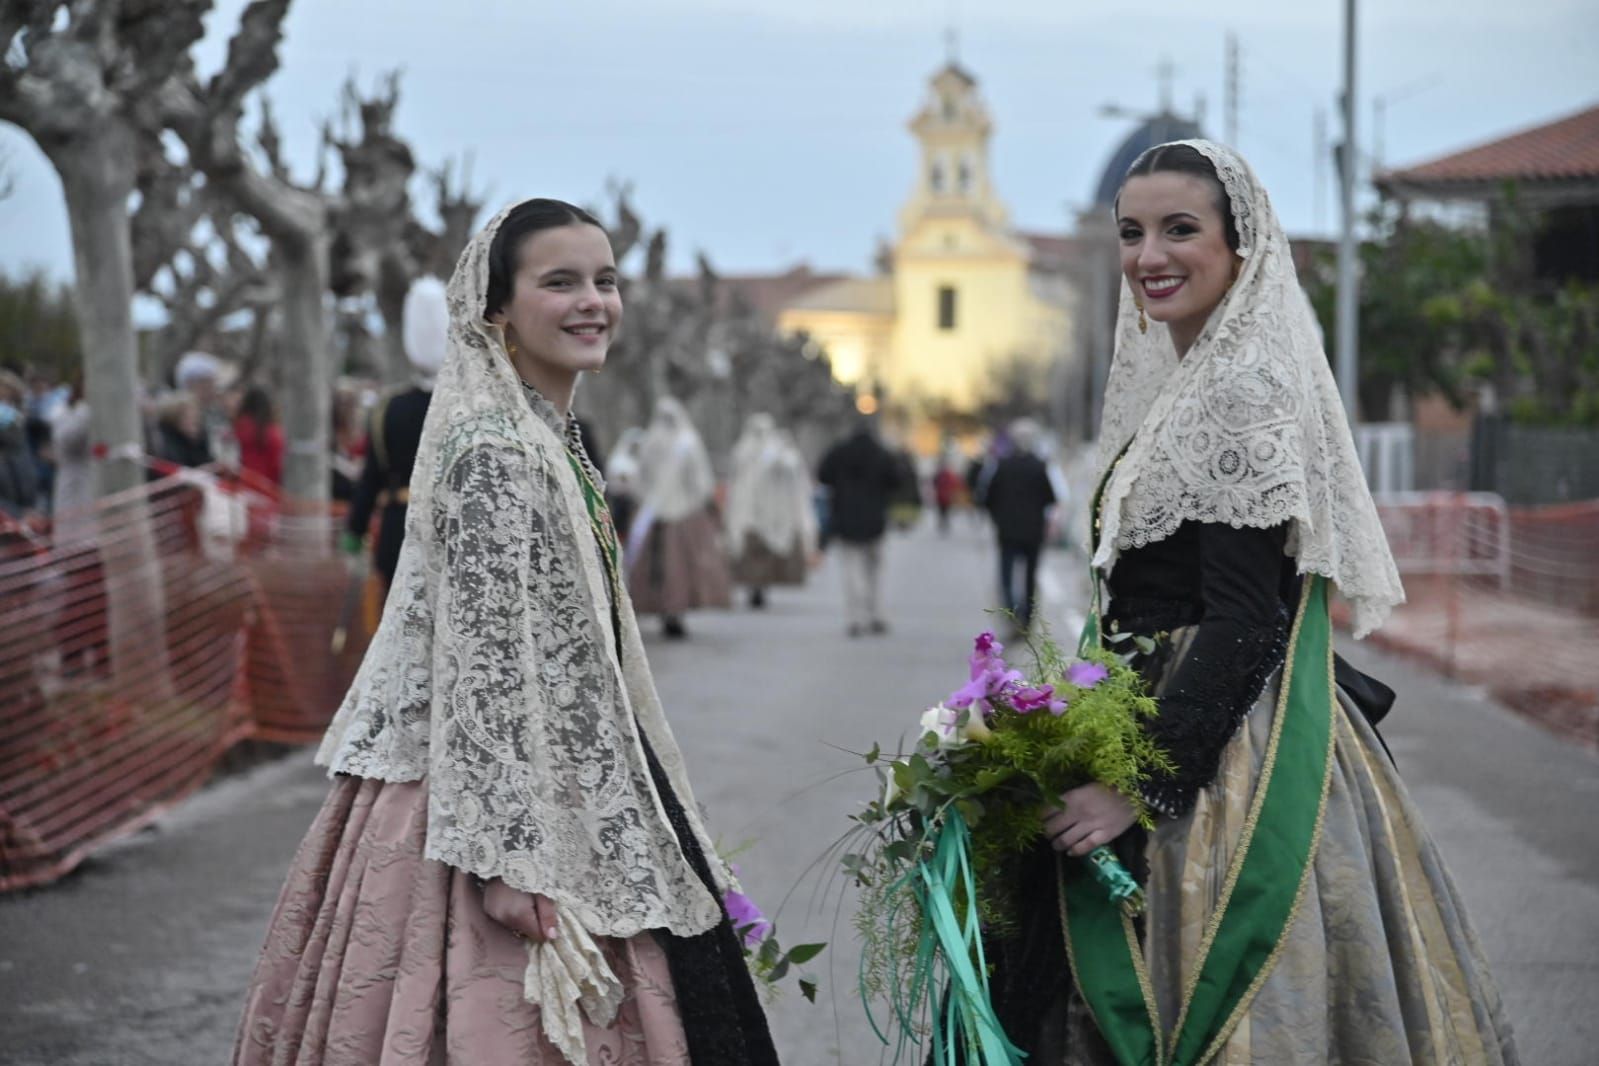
xmin=727 ymin=412 xmax=818 ymax=556
xmin=1093 ymin=140 xmax=1403 ymax=637
xmin=316 ymin=203 xmax=730 ymax=944
xmin=638 ymin=395 xmax=717 ymax=522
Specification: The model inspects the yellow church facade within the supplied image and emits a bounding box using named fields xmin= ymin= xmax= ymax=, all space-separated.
xmin=776 ymin=62 xmax=1079 ymax=418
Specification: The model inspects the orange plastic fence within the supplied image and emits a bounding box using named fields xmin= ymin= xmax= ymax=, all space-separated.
xmin=0 ymin=465 xmax=371 ymax=892
xmin=1336 ymin=493 xmax=1599 ymax=749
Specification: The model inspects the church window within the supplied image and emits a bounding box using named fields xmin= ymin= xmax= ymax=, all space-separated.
xmin=930 ymin=161 xmax=945 ymax=192
xmin=937 ymin=285 xmax=958 ymax=331
xmin=957 ymin=157 xmax=972 ymax=192
xmin=942 ymin=96 xmax=957 ymax=121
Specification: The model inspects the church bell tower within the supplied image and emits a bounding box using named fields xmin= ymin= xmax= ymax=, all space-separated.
xmin=899 ymin=60 xmax=1008 ymax=234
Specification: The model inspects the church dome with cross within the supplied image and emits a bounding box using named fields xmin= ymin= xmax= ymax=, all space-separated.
xmin=1092 ymin=112 xmax=1208 ymax=209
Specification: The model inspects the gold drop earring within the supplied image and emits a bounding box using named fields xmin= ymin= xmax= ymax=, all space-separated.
xmin=1134 ymin=296 xmax=1148 ymax=335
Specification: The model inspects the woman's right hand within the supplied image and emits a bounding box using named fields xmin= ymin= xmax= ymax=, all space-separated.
xmin=481 ymin=878 xmax=560 ymax=943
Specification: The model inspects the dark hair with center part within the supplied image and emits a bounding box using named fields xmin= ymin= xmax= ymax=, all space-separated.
xmin=1118 ymin=144 xmax=1239 ymax=252
xmin=484 ymin=198 xmax=606 ymax=318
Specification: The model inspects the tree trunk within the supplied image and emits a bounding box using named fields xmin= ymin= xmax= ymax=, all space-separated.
xmin=53 ymin=133 xmax=144 ymax=498
xmin=275 ymin=233 xmax=332 ymax=506
xmin=49 ymin=130 xmax=174 ymax=700
xmin=376 ymin=253 xmax=412 ymax=386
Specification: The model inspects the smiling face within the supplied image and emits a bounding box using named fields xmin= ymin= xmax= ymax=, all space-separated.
xmin=1117 ymin=171 xmax=1241 ymax=356
xmin=489 ymin=222 xmax=621 ymax=393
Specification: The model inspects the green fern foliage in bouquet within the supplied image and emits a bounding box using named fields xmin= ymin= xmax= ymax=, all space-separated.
xmin=839 ymin=624 xmax=1171 ymax=1063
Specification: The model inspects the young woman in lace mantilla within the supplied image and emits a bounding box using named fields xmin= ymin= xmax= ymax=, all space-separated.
xmin=233 ymin=200 xmax=778 ymax=1066
xmin=972 ymin=143 xmax=1518 ymax=1065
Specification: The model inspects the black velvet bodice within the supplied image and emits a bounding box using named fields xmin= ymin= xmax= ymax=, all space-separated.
xmin=1105 ymin=521 xmax=1296 ymax=817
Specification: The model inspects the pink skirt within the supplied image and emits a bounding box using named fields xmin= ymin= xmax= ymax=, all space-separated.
xmin=232 ymin=775 xmax=690 ymax=1066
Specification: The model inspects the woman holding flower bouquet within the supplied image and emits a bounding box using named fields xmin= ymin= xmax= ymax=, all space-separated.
xmin=974 ymin=142 xmax=1518 ymax=1065
xmin=233 ymin=200 xmax=778 ymax=1066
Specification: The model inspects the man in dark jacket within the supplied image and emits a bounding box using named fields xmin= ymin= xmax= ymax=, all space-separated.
xmin=343 ymin=278 xmax=443 ymax=593
xmin=818 ymin=418 xmax=900 ymax=637
xmin=983 ymin=418 xmax=1057 ymax=633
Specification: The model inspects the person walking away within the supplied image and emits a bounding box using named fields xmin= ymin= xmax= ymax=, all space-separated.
xmin=725 ymin=412 xmax=817 ymax=609
xmin=628 ymin=396 xmax=731 ymax=639
xmin=983 ymin=418 xmax=1057 ymax=634
xmin=932 ymin=445 xmax=965 ymax=535
xmin=818 ymin=417 xmax=899 ymax=637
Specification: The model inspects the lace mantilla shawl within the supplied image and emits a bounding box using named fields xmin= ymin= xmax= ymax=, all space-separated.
xmin=316 ymin=204 xmax=729 ymax=949
xmin=1093 ymin=140 xmax=1403 ymax=637
xmin=639 ymin=396 xmax=717 ymax=523
xmin=726 ymin=414 xmax=818 ymax=555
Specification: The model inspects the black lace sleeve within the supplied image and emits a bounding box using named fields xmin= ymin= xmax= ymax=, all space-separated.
xmin=1140 ymin=522 xmax=1291 ymax=818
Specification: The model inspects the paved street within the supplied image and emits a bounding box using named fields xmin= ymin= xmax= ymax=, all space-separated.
xmin=2 ymin=517 xmax=1595 ymax=1065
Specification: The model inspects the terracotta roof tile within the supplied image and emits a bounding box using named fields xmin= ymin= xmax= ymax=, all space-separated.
xmin=1381 ymin=102 xmax=1599 ymax=186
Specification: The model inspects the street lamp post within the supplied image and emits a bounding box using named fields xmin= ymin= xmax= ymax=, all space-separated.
xmin=1335 ymin=0 xmax=1360 ymax=424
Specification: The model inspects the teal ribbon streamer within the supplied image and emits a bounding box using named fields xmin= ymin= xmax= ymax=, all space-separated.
xmin=861 ymin=809 xmax=1027 ymax=1065
xmin=1086 ymin=844 xmax=1146 ymax=916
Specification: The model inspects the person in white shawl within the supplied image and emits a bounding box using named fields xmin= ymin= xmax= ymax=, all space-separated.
xmin=626 ymin=395 xmax=731 ymax=639
xmin=234 ymin=199 xmax=778 ymax=1066
xmin=979 ymin=142 xmax=1517 ymax=1065
xmin=725 ymin=412 xmax=817 ymax=608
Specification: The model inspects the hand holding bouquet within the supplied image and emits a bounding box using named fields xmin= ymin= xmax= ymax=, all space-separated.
xmin=843 ymin=626 xmax=1170 ymax=1064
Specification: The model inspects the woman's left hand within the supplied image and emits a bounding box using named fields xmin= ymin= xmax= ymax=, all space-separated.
xmin=1042 ymin=783 xmax=1139 ymax=857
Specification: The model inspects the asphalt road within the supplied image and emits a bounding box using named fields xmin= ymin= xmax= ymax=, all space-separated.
xmin=2 ymin=516 xmax=1593 ymax=1065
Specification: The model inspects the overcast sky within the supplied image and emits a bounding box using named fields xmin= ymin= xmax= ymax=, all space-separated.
xmin=3 ymin=0 xmax=1596 ymax=284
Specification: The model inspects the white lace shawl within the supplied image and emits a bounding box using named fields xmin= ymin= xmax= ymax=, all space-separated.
xmin=726 ymin=414 xmax=818 ymax=555
xmin=638 ymin=396 xmax=717 ymax=523
xmin=316 ymin=203 xmax=730 ymax=942
xmin=1092 ymin=140 xmax=1404 ymax=637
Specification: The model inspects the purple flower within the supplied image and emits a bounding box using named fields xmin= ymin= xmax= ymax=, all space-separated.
xmin=948 ymin=663 xmax=1024 ymax=715
xmin=949 ymin=631 xmax=1027 ymax=714
xmin=967 ymin=632 xmax=1006 ymax=681
xmin=1067 ymin=661 xmax=1110 ymax=689
xmin=1011 ymin=683 xmax=1068 ymax=716
xmin=724 ymin=887 xmax=772 ymax=947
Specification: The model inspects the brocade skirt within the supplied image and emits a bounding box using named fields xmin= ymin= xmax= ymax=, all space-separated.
xmin=232 ymin=775 xmax=690 ymax=1066
xmin=1018 ymin=673 xmax=1520 ymax=1064
xmin=627 ymin=508 xmax=733 ymax=616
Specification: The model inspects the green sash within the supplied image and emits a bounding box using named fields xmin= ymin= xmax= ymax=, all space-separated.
xmin=1061 ymin=575 xmax=1337 ymax=1065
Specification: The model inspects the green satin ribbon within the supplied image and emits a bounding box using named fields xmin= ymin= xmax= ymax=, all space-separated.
xmin=862 ymin=808 xmax=1026 ymax=1065
xmin=1062 ymin=576 xmax=1337 ymax=1066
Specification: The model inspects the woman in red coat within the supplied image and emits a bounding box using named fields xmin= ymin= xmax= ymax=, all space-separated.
xmin=233 ymin=386 xmax=284 ymax=486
